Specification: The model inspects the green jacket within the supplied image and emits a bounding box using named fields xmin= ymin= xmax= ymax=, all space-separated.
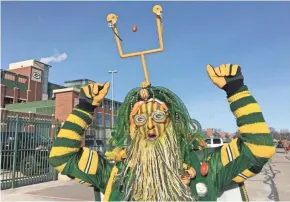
xmin=49 ymin=85 xmax=275 ymax=201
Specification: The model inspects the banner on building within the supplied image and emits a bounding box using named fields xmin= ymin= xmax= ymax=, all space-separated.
xmin=31 ymin=68 xmax=42 ymax=82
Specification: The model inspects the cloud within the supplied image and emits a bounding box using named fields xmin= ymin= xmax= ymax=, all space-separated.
xmin=40 ymin=51 xmax=68 ymax=64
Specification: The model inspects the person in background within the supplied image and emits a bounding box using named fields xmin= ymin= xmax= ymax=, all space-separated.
xmin=281 ymin=138 xmax=289 ymax=154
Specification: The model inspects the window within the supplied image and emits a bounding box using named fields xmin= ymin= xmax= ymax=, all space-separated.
xmin=4 ymin=97 xmax=13 ymax=107
xmin=104 ymin=100 xmax=110 ymax=109
xmin=205 ymin=139 xmax=211 ymax=144
xmin=99 ymin=101 xmax=103 ymax=108
xmin=96 ymin=140 xmax=103 ymax=146
xmin=96 ymin=112 xmax=103 ymax=126
xmin=213 ymin=139 xmax=221 ymax=144
xmin=108 ymin=100 xmax=112 ymax=109
xmin=105 ymin=114 xmax=111 ymax=127
xmin=85 ymin=140 xmax=95 ymax=147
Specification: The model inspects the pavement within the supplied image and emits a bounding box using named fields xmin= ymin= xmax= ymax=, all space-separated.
xmin=245 ymin=148 xmax=290 ymax=201
xmin=1 ymin=148 xmax=289 ymax=201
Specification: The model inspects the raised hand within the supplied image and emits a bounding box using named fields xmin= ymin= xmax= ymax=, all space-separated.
xmin=206 ymin=64 xmax=244 ymax=96
xmin=79 ymin=82 xmax=110 ymax=106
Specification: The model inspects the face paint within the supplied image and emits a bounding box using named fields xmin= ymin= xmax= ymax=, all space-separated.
xmin=132 ymin=101 xmax=169 ymax=141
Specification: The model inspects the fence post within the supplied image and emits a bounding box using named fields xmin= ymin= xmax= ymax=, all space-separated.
xmin=11 ymin=114 xmax=19 ymax=189
xmin=52 ymin=115 xmax=59 ymax=181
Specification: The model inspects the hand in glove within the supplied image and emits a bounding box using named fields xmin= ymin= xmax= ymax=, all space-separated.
xmin=206 ymin=64 xmax=244 ymax=96
xmin=78 ymin=82 xmax=110 ymax=112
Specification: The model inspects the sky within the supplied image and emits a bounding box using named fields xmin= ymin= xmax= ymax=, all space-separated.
xmin=1 ymin=1 xmax=290 ymax=133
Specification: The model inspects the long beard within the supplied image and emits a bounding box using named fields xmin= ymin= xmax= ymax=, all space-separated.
xmin=117 ymin=124 xmax=195 ymax=201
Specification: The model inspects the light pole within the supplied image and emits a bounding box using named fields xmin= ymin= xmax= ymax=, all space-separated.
xmin=108 ymin=70 xmax=118 ymax=128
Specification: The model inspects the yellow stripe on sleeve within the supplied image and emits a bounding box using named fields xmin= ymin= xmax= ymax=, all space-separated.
xmin=221 ymin=143 xmax=230 ymax=166
xmin=104 ymin=166 xmax=119 ymax=202
xmin=242 ymin=169 xmax=256 ymax=178
xmin=241 ymin=183 xmax=249 ymax=202
xmin=49 ymin=147 xmax=79 ymax=158
xmin=77 ymin=148 xmax=98 ymax=175
xmin=229 ymin=138 xmax=240 ymax=159
xmin=239 ymin=122 xmax=270 ymax=134
xmin=88 ymin=151 xmax=98 ymax=175
xmin=228 ymin=90 xmax=251 ymax=104
xmin=74 ymin=108 xmax=93 ymax=119
xmin=234 ymin=103 xmax=262 ymax=118
xmin=233 ymin=176 xmax=245 ymax=183
xmin=244 ymin=142 xmax=275 ymax=158
xmin=78 ymin=147 xmax=90 ymax=172
xmin=75 ymin=178 xmax=92 ymax=186
xmin=57 ymin=129 xmax=81 ymax=141
xmin=55 ymin=163 xmax=67 ymax=172
xmin=67 ymin=114 xmax=87 ymax=129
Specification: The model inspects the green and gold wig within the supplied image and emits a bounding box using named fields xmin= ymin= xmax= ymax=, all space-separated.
xmin=107 ymin=85 xmax=205 ymax=160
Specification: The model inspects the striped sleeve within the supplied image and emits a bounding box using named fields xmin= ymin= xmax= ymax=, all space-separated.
xmin=49 ymin=107 xmax=104 ymax=187
xmin=215 ymin=85 xmax=276 ymax=189
xmin=228 ymin=85 xmax=275 ymax=159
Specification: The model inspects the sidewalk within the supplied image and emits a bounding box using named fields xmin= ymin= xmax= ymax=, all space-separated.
xmin=1 ymin=180 xmax=96 ymax=201
xmin=1 ymin=149 xmax=289 ymax=201
xmin=245 ymin=149 xmax=290 ymax=201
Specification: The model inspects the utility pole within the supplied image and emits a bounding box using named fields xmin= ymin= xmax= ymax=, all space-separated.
xmin=108 ymin=70 xmax=118 ymax=128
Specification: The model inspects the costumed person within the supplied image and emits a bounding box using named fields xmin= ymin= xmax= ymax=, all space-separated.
xmin=49 ymin=5 xmax=275 ymax=201
xmin=49 ymin=64 xmax=275 ymax=201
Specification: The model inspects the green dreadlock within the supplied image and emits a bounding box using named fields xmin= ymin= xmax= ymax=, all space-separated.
xmin=108 ymin=85 xmax=204 ymax=159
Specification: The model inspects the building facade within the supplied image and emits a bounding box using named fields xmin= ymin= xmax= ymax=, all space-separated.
xmin=0 ymin=59 xmax=52 ymax=107
xmin=1 ymin=60 xmax=122 ymax=129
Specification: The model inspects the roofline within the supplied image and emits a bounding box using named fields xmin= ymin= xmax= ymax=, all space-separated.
xmin=34 ymin=60 xmax=52 ymax=68
xmin=64 ymin=79 xmax=95 ymax=83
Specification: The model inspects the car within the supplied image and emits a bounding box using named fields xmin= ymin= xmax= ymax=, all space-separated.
xmin=1 ymin=132 xmax=52 ymax=176
xmin=204 ymin=137 xmax=224 ymax=148
xmin=277 ymin=141 xmax=284 ymax=148
xmin=277 ymin=140 xmax=290 ymax=151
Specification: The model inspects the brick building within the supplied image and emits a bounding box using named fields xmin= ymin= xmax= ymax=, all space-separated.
xmin=0 ymin=59 xmax=52 ymax=107
xmin=53 ymin=87 xmax=122 ymax=128
xmin=1 ymin=59 xmax=122 ymax=129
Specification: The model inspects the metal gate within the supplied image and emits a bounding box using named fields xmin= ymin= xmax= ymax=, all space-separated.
xmin=1 ymin=113 xmax=58 ymax=190
xmin=84 ymin=121 xmax=112 ymax=154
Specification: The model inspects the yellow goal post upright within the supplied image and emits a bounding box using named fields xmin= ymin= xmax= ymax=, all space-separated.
xmin=106 ymin=5 xmax=164 ymax=88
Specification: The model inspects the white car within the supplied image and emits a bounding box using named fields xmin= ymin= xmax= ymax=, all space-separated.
xmin=205 ymin=137 xmax=224 ymax=148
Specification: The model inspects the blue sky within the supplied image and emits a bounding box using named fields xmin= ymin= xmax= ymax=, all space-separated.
xmin=1 ymin=1 xmax=290 ymax=132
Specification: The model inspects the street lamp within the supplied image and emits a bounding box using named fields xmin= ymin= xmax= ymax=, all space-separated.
xmin=108 ymin=70 xmax=118 ymax=128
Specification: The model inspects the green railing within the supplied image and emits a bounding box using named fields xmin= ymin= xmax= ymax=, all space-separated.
xmin=1 ymin=113 xmax=59 ymax=190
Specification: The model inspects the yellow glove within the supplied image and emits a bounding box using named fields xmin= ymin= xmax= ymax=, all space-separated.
xmin=206 ymin=64 xmax=244 ymax=96
xmin=78 ymin=82 xmax=110 ymax=112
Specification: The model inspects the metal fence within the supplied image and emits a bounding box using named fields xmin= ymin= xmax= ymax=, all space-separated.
xmin=84 ymin=119 xmax=112 ymax=154
xmin=1 ymin=111 xmax=112 ymax=190
xmin=1 ymin=114 xmax=57 ymax=190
